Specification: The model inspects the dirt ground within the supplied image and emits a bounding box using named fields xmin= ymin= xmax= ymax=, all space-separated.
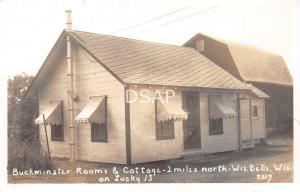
xmin=8 ymin=129 xmax=293 ymax=183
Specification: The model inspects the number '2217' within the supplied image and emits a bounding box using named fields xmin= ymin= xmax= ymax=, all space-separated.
xmin=256 ymin=174 xmax=272 ymax=182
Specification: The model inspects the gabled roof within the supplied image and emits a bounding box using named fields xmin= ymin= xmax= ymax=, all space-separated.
xmin=184 ymin=33 xmax=293 ymax=86
xmin=25 ymin=30 xmax=252 ymax=99
xmin=69 ymin=30 xmax=250 ymax=90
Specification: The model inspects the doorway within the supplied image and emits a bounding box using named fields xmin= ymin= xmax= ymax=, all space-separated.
xmin=239 ymin=98 xmax=254 ymax=148
xmin=182 ymin=91 xmax=201 ymax=149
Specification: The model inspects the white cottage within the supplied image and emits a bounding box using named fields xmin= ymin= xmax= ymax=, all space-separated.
xmin=25 ymin=11 xmax=269 ymax=164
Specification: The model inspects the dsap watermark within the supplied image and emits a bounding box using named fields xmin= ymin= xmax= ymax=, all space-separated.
xmin=126 ymin=89 xmax=175 ymax=104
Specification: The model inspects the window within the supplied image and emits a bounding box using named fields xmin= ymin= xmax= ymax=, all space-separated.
xmin=252 ymin=105 xmax=258 ymax=118
xmin=155 ymin=100 xmax=175 ymax=140
xmin=156 ymin=120 xmax=175 ymax=140
xmin=51 ymin=124 xmax=64 ymax=141
xmin=208 ymin=95 xmax=224 ymax=135
xmin=209 ymin=118 xmax=223 ymax=135
xmin=91 ymin=123 xmax=107 ymax=142
xmin=196 ymin=40 xmax=205 ymax=52
xmin=91 ymin=96 xmax=107 ymax=142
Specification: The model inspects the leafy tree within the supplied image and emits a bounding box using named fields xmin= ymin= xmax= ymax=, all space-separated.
xmin=7 ymin=72 xmax=52 ymax=171
xmin=7 ymin=72 xmax=35 ymax=123
xmin=7 ymin=72 xmax=37 ymax=140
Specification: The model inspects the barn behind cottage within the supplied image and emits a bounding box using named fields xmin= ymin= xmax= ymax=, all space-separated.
xmin=184 ymin=33 xmax=293 ymax=130
xmin=25 ymin=12 xmax=269 ymax=164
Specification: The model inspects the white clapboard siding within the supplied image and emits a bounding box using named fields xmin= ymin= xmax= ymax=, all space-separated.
xmin=74 ymin=46 xmax=126 ymax=164
xmin=39 ymin=45 xmax=126 ymax=164
xmin=198 ymin=93 xmax=239 ymax=153
xmin=129 ymin=86 xmax=184 ymax=163
xmin=38 ymin=54 xmax=69 ymax=158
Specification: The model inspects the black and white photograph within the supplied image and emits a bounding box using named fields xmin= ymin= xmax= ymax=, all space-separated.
xmin=0 ymin=0 xmax=299 ymax=191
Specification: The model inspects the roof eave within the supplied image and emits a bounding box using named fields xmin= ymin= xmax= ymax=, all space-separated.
xmin=125 ymin=83 xmax=251 ymax=93
xmin=67 ymin=31 xmax=126 ymax=85
xmin=246 ymin=80 xmax=293 ymax=87
xmin=23 ymin=29 xmax=67 ymax=101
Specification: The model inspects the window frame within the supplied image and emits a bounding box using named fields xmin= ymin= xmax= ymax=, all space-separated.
xmin=91 ymin=122 xmax=108 ymax=142
xmin=208 ymin=95 xmax=224 ymax=135
xmin=51 ymin=124 xmax=64 ymax=141
xmin=50 ymin=101 xmax=64 ymax=141
xmin=155 ymin=99 xmax=175 ymax=140
xmin=90 ymin=96 xmax=108 ymax=142
xmin=208 ymin=118 xmax=224 ymax=135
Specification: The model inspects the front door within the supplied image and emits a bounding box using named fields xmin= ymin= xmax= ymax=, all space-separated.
xmin=239 ymin=98 xmax=254 ymax=148
xmin=182 ymin=91 xmax=201 ymax=149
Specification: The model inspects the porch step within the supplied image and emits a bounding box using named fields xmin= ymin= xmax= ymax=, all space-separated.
xmin=242 ymin=140 xmax=255 ymax=149
xmin=182 ymin=149 xmax=217 ymax=161
xmin=170 ymin=150 xmax=229 ymax=164
xmin=183 ymin=149 xmax=203 ymax=157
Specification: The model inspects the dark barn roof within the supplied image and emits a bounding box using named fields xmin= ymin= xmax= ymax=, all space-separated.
xmin=25 ymin=30 xmax=255 ymax=99
xmin=184 ymin=33 xmax=293 ymax=86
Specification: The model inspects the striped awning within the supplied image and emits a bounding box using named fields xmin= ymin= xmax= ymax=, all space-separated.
xmin=209 ymin=98 xmax=236 ymax=119
xmin=75 ymin=96 xmax=106 ymax=124
xmin=156 ymin=100 xmax=188 ymax=122
xmin=35 ymin=101 xmax=63 ymax=125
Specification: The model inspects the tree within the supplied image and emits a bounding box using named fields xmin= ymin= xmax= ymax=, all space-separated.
xmin=7 ymin=73 xmax=52 ymax=171
xmin=7 ymin=72 xmax=35 ymax=124
xmin=7 ymin=72 xmax=37 ymax=140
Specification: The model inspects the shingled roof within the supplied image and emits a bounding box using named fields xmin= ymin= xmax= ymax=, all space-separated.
xmin=184 ymin=33 xmax=293 ymax=86
xmin=25 ymin=30 xmax=253 ymax=99
xmin=68 ymin=30 xmax=250 ymax=90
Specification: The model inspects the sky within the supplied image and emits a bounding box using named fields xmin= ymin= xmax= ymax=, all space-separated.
xmin=0 ymin=0 xmax=298 ymax=77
